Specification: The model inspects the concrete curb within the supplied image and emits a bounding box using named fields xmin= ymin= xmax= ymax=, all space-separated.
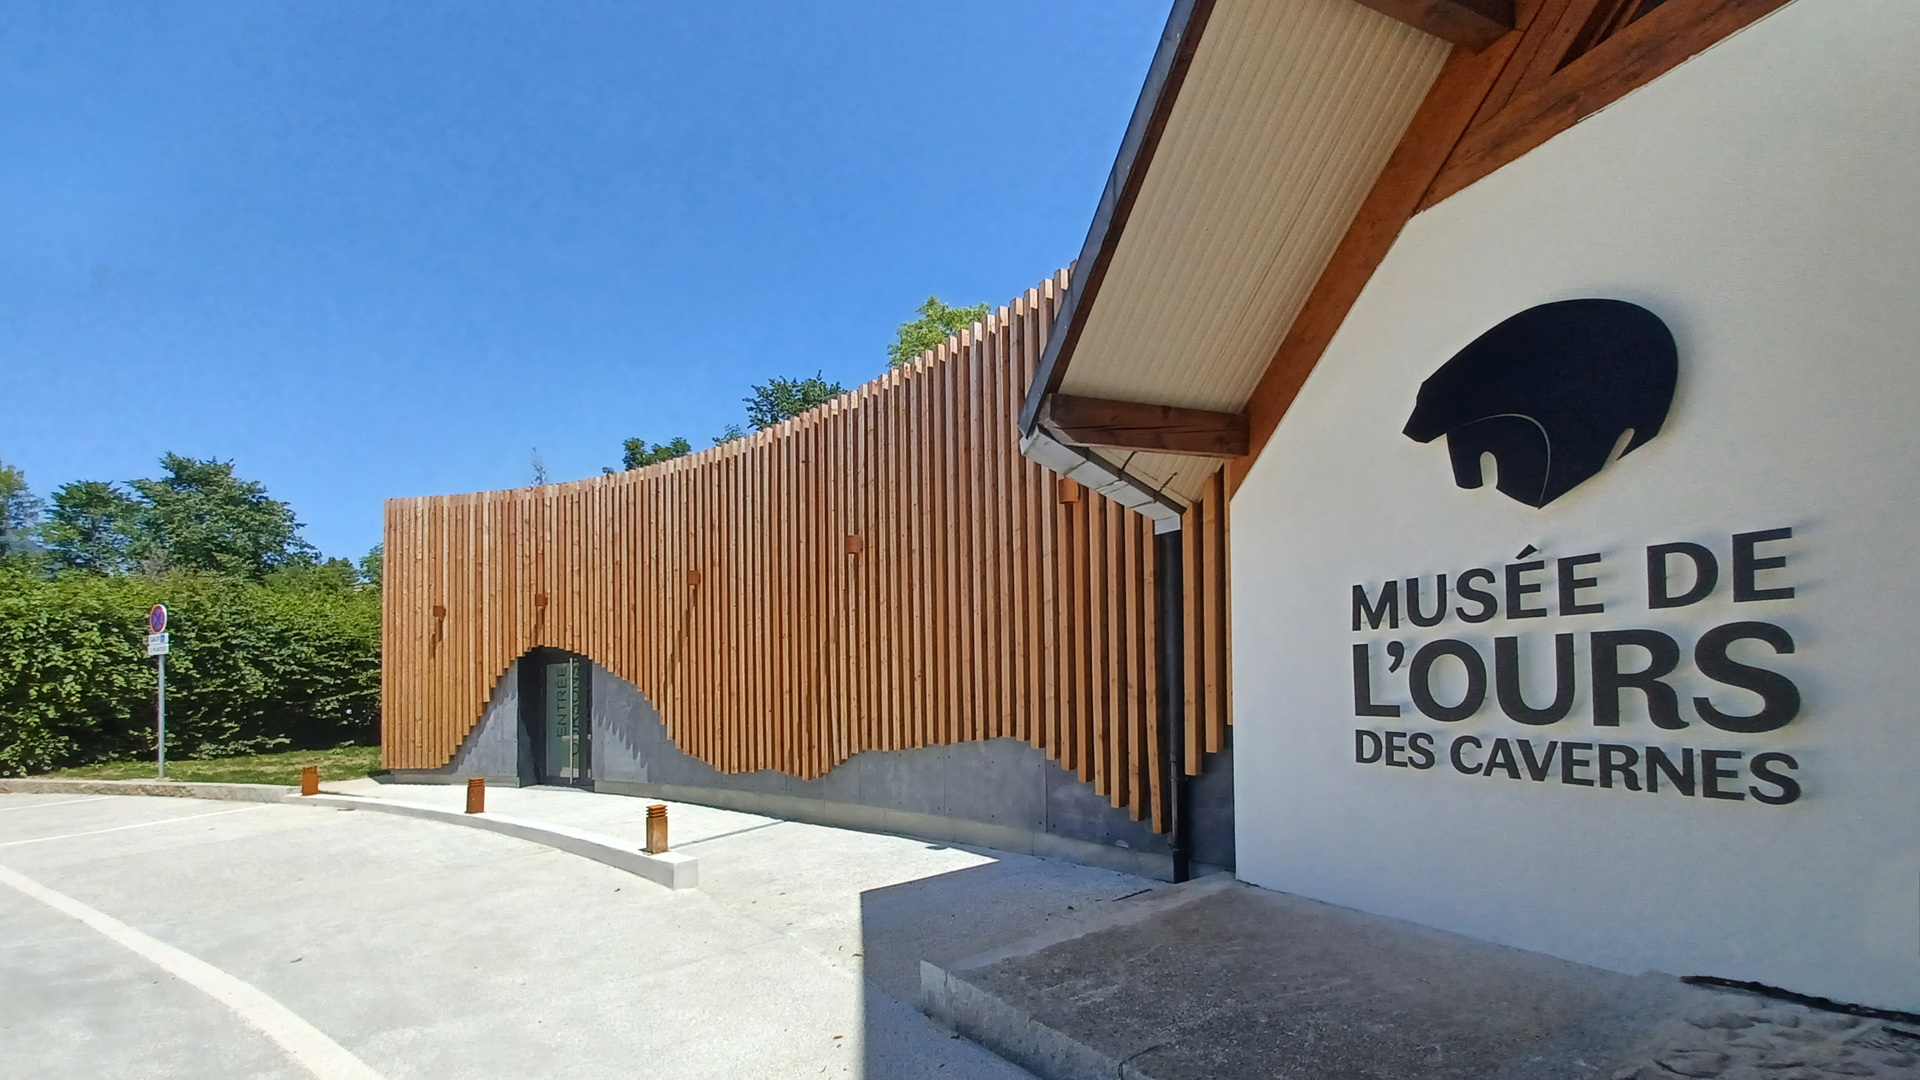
xmin=0 ymin=778 xmax=699 ymax=891
xmin=919 ymin=875 xmax=1238 ymax=1080
xmin=381 ymin=770 xmax=525 ymax=788
xmin=299 ymin=794 xmax=699 ymax=891
xmin=0 ymin=778 xmax=294 ymax=803
xmin=594 ymin=778 xmax=1229 ymax=883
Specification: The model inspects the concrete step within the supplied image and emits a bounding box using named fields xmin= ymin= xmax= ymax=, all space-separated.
xmin=919 ymin=876 xmax=1882 ymax=1080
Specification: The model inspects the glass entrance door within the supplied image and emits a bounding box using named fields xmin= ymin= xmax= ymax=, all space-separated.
xmin=544 ymin=658 xmax=583 ymax=782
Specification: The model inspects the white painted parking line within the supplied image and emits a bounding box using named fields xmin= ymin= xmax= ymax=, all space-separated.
xmin=0 ymin=795 xmax=111 ymax=814
xmin=0 ymin=861 xmax=387 ymax=1080
xmin=0 ymin=804 xmax=266 ymax=848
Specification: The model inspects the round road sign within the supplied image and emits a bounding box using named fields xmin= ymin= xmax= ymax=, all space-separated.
xmin=149 ymin=605 xmax=168 ymax=634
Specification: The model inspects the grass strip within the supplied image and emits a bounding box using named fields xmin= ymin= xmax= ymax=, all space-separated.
xmin=48 ymin=745 xmax=383 ymax=786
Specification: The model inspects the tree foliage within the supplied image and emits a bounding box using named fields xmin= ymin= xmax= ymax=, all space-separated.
xmin=128 ymin=454 xmax=317 ymax=576
xmin=24 ymin=454 xmax=318 ymax=579
xmin=888 ymin=296 xmax=989 ymax=368
xmin=0 ymin=567 xmax=381 ymax=775
xmin=358 ymin=545 xmax=383 ymax=589
xmin=0 ymin=460 xmax=43 ymax=566
xmin=622 ymin=436 xmax=693 ymax=470
xmin=39 ymin=481 xmax=140 ymax=575
xmin=743 ymin=374 xmax=845 ymax=431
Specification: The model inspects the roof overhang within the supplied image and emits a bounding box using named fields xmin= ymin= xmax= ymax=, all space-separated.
xmin=1019 ymin=0 xmax=1501 ymax=513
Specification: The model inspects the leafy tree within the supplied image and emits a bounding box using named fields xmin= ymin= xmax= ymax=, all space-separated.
xmin=888 ymin=296 xmax=989 ymax=368
xmin=125 ymin=454 xmax=316 ymax=578
xmin=322 ymin=557 xmax=360 ymax=588
xmin=743 ymin=374 xmax=845 ymax=432
xmin=712 ymin=424 xmax=747 ymax=446
xmin=0 ymin=460 xmax=43 ymax=565
xmin=39 ymin=481 xmax=140 ymax=575
xmin=622 ymin=436 xmax=693 ymax=470
xmin=266 ymin=557 xmax=360 ymax=592
xmin=358 ymin=545 xmax=383 ymax=589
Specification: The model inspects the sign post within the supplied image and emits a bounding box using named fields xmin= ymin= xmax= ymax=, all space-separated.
xmin=147 ymin=605 xmax=169 ymax=779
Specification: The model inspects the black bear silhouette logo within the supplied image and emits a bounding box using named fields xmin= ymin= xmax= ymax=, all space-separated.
xmin=1403 ymin=299 xmax=1677 ymax=508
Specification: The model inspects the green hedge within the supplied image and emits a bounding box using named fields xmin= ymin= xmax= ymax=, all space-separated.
xmin=0 ymin=569 xmax=380 ymax=775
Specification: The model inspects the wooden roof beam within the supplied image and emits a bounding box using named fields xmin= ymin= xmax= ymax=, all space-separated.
xmin=1038 ymin=393 xmax=1250 ymax=460
xmin=1350 ymin=0 xmax=1516 ymax=52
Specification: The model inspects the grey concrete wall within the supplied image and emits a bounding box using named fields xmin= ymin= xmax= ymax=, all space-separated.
xmin=1188 ymin=732 xmax=1235 ymax=868
xmin=415 ymin=653 xmax=1233 ymax=870
xmin=588 ymin=661 xmax=1235 ymax=870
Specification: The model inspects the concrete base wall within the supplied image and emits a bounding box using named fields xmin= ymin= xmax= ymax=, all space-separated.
xmin=416 ymin=653 xmax=1235 ymax=874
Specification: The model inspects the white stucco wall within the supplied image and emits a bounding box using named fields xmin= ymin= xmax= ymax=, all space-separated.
xmin=1231 ymin=0 xmax=1920 ymax=1008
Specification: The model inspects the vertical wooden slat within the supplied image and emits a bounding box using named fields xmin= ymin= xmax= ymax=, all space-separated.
xmin=1095 ymin=496 xmax=1113 ymax=804
xmin=1200 ymin=468 xmax=1224 ymax=770
xmin=1213 ymin=467 xmax=1233 ymax=755
xmin=879 ymin=377 xmax=901 ymax=753
xmin=999 ymin=321 xmax=1014 ymax=742
xmin=1137 ymin=514 xmax=1151 ymax=819
xmin=1121 ymin=511 xmax=1136 ymax=814
xmin=1119 ymin=507 xmax=1139 ymax=816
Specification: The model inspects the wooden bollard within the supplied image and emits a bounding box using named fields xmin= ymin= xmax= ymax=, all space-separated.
xmin=466 ymin=776 xmax=485 ymax=814
xmin=299 ymin=765 xmax=319 ymax=797
xmin=645 ymin=804 xmax=668 ymax=854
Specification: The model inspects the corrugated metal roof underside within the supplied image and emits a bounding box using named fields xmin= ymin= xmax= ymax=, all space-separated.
xmin=1056 ymin=0 xmax=1448 ymax=503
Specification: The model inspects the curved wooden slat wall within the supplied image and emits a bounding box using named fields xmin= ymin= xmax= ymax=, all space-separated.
xmin=381 ymin=271 xmax=1231 ymax=828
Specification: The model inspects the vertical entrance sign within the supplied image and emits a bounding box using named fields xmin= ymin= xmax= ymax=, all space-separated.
xmin=146 ymin=605 xmax=169 ymax=779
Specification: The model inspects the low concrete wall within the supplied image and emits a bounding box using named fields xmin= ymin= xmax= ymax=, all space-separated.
xmin=383 ymin=771 xmax=525 ymax=787
xmin=302 ymin=793 xmax=698 ymax=890
xmin=0 ymin=778 xmax=293 ymax=802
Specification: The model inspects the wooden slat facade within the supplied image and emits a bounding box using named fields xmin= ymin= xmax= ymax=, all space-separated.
xmin=381 ymin=271 xmax=1231 ymax=829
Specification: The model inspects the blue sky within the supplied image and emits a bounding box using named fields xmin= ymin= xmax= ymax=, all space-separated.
xmin=2 ymin=2 xmax=1167 ymax=561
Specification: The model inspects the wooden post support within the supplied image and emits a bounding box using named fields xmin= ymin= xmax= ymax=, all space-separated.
xmin=1348 ymin=0 xmax=1515 ymax=52
xmin=645 ymin=803 xmax=669 ymax=854
xmin=1039 ymin=393 xmax=1250 ymax=458
xmin=299 ymin=765 xmax=319 ymax=797
xmin=465 ymin=776 xmax=485 ymax=814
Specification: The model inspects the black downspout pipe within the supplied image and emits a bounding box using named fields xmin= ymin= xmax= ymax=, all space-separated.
xmin=1156 ymin=528 xmax=1191 ymax=883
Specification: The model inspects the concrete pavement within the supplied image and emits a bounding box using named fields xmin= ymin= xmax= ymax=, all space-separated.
xmin=0 ymin=786 xmax=1172 ymax=1079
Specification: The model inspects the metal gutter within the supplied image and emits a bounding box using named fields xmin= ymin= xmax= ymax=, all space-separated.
xmin=1018 ymin=428 xmax=1186 ymax=531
